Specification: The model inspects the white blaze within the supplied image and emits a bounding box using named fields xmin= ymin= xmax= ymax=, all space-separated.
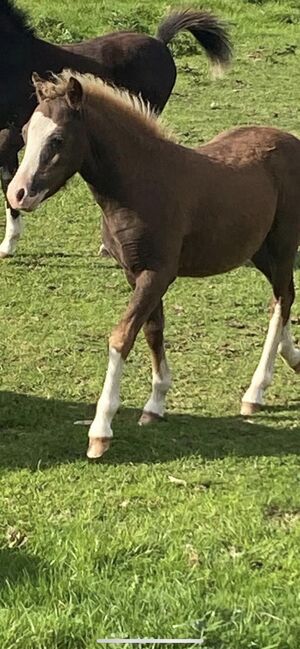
xmin=7 ymin=112 xmax=57 ymax=209
xmin=19 ymin=112 xmax=57 ymax=180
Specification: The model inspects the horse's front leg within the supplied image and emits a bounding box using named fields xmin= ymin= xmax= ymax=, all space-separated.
xmin=0 ymin=145 xmax=23 ymax=259
xmin=139 ymin=299 xmax=171 ymax=424
xmin=87 ymin=270 xmax=171 ymax=459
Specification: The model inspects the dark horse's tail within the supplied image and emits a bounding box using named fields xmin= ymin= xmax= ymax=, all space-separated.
xmin=156 ymin=9 xmax=232 ymax=69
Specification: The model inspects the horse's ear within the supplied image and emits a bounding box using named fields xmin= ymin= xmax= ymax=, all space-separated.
xmin=32 ymin=72 xmax=47 ymax=102
xmin=66 ymin=77 xmax=83 ymax=111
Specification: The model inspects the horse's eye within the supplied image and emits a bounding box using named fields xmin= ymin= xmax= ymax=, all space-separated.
xmin=50 ymin=136 xmax=63 ymax=152
xmin=40 ymin=136 xmax=63 ymax=167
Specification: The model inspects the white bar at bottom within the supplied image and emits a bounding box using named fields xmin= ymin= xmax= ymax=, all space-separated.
xmin=97 ymin=640 xmax=204 ymax=645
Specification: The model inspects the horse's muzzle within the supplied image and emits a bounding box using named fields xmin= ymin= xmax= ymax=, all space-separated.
xmin=6 ymin=179 xmax=46 ymax=212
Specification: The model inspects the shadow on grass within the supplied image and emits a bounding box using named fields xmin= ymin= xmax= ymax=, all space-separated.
xmin=0 ymin=548 xmax=45 ymax=593
xmin=3 ymin=245 xmax=300 ymax=265
xmin=8 ymin=252 xmax=119 ymax=270
xmin=1 ymin=391 xmax=300 ymax=470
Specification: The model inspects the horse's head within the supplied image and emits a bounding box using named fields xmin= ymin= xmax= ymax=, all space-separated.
xmin=7 ymin=74 xmax=85 ymax=211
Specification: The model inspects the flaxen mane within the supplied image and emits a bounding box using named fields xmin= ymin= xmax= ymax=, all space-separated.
xmin=36 ymin=71 xmax=168 ymax=139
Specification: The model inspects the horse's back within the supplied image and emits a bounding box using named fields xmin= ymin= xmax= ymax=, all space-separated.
xmin=196 ymin=125 xmax=300 ymax=225
xmin=63 ymin=32 xmax=176 ymax=111
xmin=197 ymin=125 xmax=300 ymax=168
xmin=178 ymin=126 xmax=300 ymax=277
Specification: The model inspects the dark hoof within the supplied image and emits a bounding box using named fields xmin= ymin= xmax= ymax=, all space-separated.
xmin=293 ymin=361 xmax=300 ymax=374
xmin=138 ymin=411 xmax=165 ymax=426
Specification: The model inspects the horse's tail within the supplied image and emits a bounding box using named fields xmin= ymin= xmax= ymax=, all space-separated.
xmin=156 ymin=9 xmax=232 ymax=71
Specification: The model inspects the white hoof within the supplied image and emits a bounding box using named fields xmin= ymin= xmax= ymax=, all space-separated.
xmin=0 ymin=244 xmax=14 ymax=259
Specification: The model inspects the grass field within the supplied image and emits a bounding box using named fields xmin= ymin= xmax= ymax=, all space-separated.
xmin=1 ymin=0 xmax=300 ymax=647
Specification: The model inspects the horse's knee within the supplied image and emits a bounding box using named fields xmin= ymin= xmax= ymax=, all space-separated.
xmin=109 ymin=326 xmax=134 ymax=359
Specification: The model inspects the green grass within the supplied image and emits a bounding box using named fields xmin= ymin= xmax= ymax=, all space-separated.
xmin=1 ymin=0 xmax=300 ymax=647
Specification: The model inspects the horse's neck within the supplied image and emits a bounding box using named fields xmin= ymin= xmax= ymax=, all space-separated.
xmin=81 ymin=98 xmax=165 ymax=207
xmin=0 ymin=32 xmax=34 ymax=128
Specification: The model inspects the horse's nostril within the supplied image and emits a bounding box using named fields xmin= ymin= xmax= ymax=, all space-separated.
xmin=16 ymin=188 xmax=25 ymax=203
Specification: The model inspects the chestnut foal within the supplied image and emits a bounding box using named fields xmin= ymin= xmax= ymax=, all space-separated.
xmin=7 ymin=73 xmax=300 ymax=458
xmin=0 ymin=1 xmax=231 ymax=260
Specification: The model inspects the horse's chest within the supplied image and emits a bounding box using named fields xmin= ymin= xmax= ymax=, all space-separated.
xmin=103 ymin=215 xmax=161 ymax=274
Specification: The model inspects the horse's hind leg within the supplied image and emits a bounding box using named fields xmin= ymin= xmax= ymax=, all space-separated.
xmin=241 ymin=300 xmax=283 ymax=416
xmin=249 ymin=243 xmax=300 ymax=371
xmin=241 ymin=244 xmax=295 ymax=416
xmin=139 ymin=299 xmax=171 ymax=425
xmin=278 ymin=280 xmax=300 ymax=372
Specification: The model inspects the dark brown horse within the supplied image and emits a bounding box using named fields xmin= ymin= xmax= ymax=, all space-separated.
xmin=9 ymin=72 xmax=300 ymax=460
xmin=0 ymin=0 xmax=231 ymax=259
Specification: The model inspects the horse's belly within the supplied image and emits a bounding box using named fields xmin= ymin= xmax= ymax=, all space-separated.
xmin=178 ymin=233 xmax=243 ymax=277
xmin=178 ymin=166 xmax=277 ymax=277
xmin=178 ymin=215 xmax=273 ymax=278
